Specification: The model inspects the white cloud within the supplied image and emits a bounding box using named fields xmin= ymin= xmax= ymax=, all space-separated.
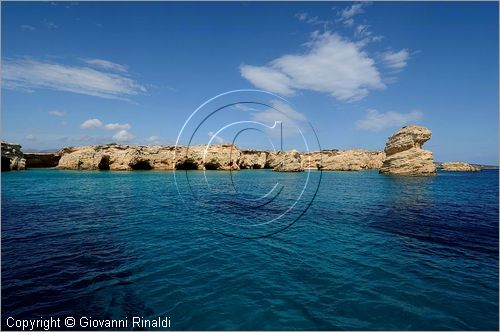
xmin=80 ymin=118 xmax=103 ymax=129
xmin=251 ymin=100 xmax=306 ymax=138
xmin=105 ymin=123 xmax=131 ymax=130
xmin=355 ymin=24 xmax=372 ymax=38
xmin=208 ymin=131 xmax=224 ymax=144
xmin=48 ymin=110 xmax=65 ymax=116
xmin=3 ymin=58 xmax=146 ymax=100
xmin=240 ymin=65 xmax=295 ymax=96
xmin=337 ymin=2 xmax=369 ymax=26
xmin=356 ymin=109 xmax=423 ymax=132
xmin=380 ymin=49 xmax=410 ymax=70
xmin=343 ymin=18 xmax=355 ymax=27
xmin=146 ymin=136 xmax=161 ymax=144
xmin=232 ymin=103 xmax=261 ymax=113
xmin=112 ymin=130 xmax=134 ymax=142
xmin=294 ymin=12 xmax=331 ymax=27
xmin=296 ymin=13 xmax=308 ymax=21
xmin=241 ymin=32 xmax=385 ymax=102
xmin=340 ymin=3 xmax=365 ymax=21
xmin=25 ymin=134 xmax=37 ymax=141
xmin=20 ymin=25 xmax=36 ymax=31
xmin=43 ymin=21 xmax=58 ymax=29
xmin=253 ymin=100 xmax=306 ymax=123
xmin=83 ymin=59 xmax=127 ymax=72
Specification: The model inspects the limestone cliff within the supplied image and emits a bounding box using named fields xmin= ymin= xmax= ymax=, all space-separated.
xmin=239 ymin=150 xmax=269 ymax=169
xmin=272 ymin=150 xmax=304 ymax=172
xmin=302 ymin=150 xmax=385 ymax=171
xmin=57 ymin=144 xmax=241 ymax=171
xmin=1 ymin=141 xmax=26 ymax=171
xmin=54 ymin=144 xmax=390 ymax=172
xmin=379 ymin=125 xmax=436 ymax=176
xmin=4 ymin=136 xmax=481 ymax=175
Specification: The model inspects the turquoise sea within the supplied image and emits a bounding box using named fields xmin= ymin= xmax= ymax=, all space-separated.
xmin=1 ymin=169 xmax=498 ymax=330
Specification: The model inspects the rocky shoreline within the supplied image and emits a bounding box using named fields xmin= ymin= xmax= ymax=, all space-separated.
xmin=1 ymin=125 xmax=492 ymax=175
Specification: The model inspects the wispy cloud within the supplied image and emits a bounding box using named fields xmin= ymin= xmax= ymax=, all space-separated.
xmin=340 ymin=3 xmax=365 ymax=20
xmin=337 ymin=2 xmax=368 ymax=27
xmin=42 ymin=20 xmax=58 ymax=29
xmin=241 ymin=31 xmax=385 ymax=102
xmin=356 ymin=109 xmax=423 ymax=131
xmin=296 ymin=12 xmax=308 ymax=21
xmin=294 ymin=12 xmax=332 ymax=28
xmin=380 ymin=49 xmax=410 ymax=70
xmin=241 ymin=65 xmax=295 ymax=96
xmin=3 ymin=58 xmax=146 ymax=100
xmin=20 ymin=25 xmax=36 ymax=31
xmin=338 ymin=2 xmax=369 ymax=26
xmin=105 ymin=123 xmax=131 ymax=130
xmin=208 ymin=131 xmax=224 ymax=144
xmin=250 ymin=100 xmax=307 ymax=138
xmin=83 ymin=58 xmax=128 ymax=72
xmin=48 ymin=110 xmax=65 ymax=116
xmin=25 ymin=134 xmax=37 ymax=141
xmin=80 ymin=118 xmax=103 ymax=129
xmin=355 ymin=24 xmax=372 ymax=38
xmin=146 ymin=136 xmax=161 ymax=144
xmin=112 ymin=130 xmax=134 ymax=142
xmin=343 ymin=18 xmax=354 ymax=27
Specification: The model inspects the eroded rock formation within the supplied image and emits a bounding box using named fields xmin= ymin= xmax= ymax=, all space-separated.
xmin=379 ymin=125 xmax=436 ymax=176
xmin=440 ymin=162 xmax=480 ymax=172
xmin=272 ymin=150 xmax=304 ymax=172
xmin=53 ymin=144 xmax=390 ymax=172
xmin=1 ymin=141 xmax=26 ymax=171
xmin=3 ymin=133 xmax=483 ymax=175
xmin=302 ymin=150 xmax=385 ymax=171
xmin=56 ymin=144 xmax=241 ymax=171
xmin=239 ymin=150 xmax=269 ymax=169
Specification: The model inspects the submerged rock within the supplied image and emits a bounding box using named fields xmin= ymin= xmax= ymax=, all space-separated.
xmin=440 ymin=162 xmax=480 ymax=172
xmin=1 ymin=141 xmax=26 ymax=171
xmin=379 ymin=125 xmax=436 ymax=176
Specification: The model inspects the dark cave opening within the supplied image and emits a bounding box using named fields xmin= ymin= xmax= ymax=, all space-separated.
xmin=176 ymin=159 xmax=198 ymax=170
xmin=130 ymin=160 xmax=152 ymax=170
xmin=98 ymin=156 xmax=110 ymax=170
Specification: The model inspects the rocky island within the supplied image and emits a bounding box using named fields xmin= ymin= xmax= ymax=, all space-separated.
xmin=439 ymin=162 xmax=481 ymax=172
xmin=1 ymin=125 xmax=490 ymax=175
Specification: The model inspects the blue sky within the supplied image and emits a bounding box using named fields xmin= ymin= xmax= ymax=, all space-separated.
xmin=1 ymin=1 xmax=498 ymax=164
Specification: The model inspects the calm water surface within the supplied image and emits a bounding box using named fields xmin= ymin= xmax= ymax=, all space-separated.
xmin=2 ymin=169 xmax=498 ymax=330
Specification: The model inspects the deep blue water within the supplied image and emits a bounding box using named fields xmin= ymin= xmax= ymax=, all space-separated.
xmin=2 ymin=169 xmax=498 ymax=330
